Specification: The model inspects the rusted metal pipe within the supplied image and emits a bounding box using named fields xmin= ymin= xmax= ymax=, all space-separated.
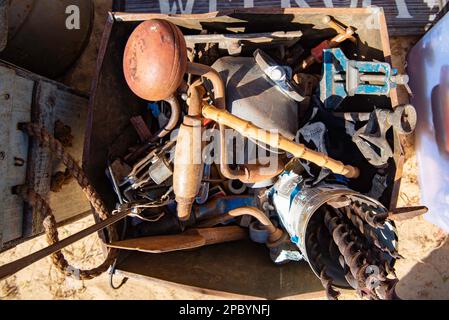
xmin=228 ymin=207 xmax=283 ymax=244
xmin=150 ymin=94 xmax=181 ymax=142
xmin=187 ymin=63 xmax=241 ymax=179
xmin=187 ymin=62 xmax=226 ymax=110
xmin=186 ymin=64 xmax=280 ymax=183
xmin=239 ymin=161 xmax=285 ymax=184
xmin=187 ymin=63 xmax=243 ymax=180
xmin=187 ymin=81 xmax=206 ymax=117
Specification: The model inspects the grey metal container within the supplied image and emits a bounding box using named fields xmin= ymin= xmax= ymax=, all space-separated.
xmin=0 ymin=0 xmax=94 ymax=78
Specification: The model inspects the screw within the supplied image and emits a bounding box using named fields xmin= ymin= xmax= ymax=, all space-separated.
xmin=14 ymin=157 xmax=25 ymax=167
xmin=3 ymin=93 xmax=10 ymax=100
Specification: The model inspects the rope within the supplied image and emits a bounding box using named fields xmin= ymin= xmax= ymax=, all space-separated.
xmin=17 ymin=122 xmax=119 ymax=280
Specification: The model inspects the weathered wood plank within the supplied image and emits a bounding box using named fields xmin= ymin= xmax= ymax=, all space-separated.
xmin=23 ymin=82 xmax=57 ymax=236
xmin=0 ymin=61 xmax=89 ymax=253
xmin=0 ymin=0 xmax=7 ymax=51
xmin=113 ymin=0 xmax=448 ymax=36
xmin=48 ymin=88 xmax=91 ymax=224
xmin=0 ymin=66 xmax=33 ymax=246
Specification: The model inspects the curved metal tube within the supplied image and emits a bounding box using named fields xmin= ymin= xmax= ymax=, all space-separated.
xmin=228 ymin=207 xmax=283 ymax=243
xmin=150 ymin=94 xmax=181 ymax=142
xmin=186 ymin=62 xmax=282 ymax=183
xmin=187 ymin=80 xmax=206 ymax=117
xmin=187 ymin=62 xmax=226 ymax=109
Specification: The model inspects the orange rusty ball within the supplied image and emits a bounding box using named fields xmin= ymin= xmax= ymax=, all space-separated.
xmin=123 ymin=19 xmax=187 ymax=101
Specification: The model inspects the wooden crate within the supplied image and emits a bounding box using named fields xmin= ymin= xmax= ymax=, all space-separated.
xmin=0 ymin=61 xmax=90 ymax=253
xmin=84 ymin=8 xmax=402 ymax=299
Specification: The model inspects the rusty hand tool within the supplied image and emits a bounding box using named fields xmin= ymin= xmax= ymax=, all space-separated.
xmin=123 ymin=20 xmax=221 ymax=221
xmin=106 ymin=226 xmax=247 ymax=253
xmin=299 ymin=16 xmax=356 ymax=71
xmin=341 ymin=105 xmax=418 ymax=167
xmin=0 ymin=207 xmax=131 ymax=281
xmin=323 ymin=15 xmax=357 ymax=44
xmin=343 ymin=200 xmax=402 ymax=259
xmin=306 ymin=220 xmax=341 ymax=300
xmin=388 ymin=206 xmax=428 ymax=221
xmin=323 ymin=210 xmax=399 ymax=300
xmin=350 ymin=199 xmax=388 ymax=229
xmin=202 ymin=104 xmax=360 ymax=178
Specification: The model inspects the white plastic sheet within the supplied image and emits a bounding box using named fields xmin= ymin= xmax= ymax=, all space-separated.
xmin=408 ymin=12 xmax=449 ymax=232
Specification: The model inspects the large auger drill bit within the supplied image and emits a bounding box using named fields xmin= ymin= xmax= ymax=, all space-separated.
xmin=324 ymin=210 xmax=380 ymax=299
xmin=323 ymin=209 xmax=399 ymax=300
xmin=308 ymin=218 xmax=359 ymax=299
xmin=343 ymin=202 xmax=403 ymax=259
xmin=307 ymin=223 xmax=341 ymax=300
xmin=350 ymin=199 xmax=388 ymax=228
xmin=336 ymin=205 xmax=400 ymax=286
xmin=329 ymin=232 xmax=359 ymax=290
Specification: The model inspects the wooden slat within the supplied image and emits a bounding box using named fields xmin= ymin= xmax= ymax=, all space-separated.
xmin=0 ymin=66 xmax=33 ymax=246
xmin=0 ymin=0 xmax=7 ymax=51
xmin=24 ymin=81 xmax=57 ymax=236
xmin=0 ymin=61 xmax=90 ymax=253
xmin=48 ymin=88 xmax=90 ymax=224
xmin=112 ymin=0 xmax=447 ymax=36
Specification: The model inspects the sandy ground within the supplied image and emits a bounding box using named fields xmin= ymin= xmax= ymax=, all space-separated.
xmin=1 ymin=4 xmax=449 ymax=300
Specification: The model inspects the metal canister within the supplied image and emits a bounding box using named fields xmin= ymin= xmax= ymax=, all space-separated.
xmin=0 ymin=0 xmax=94 ymax=78
xmin=270 ymin=171 xmax=398 ymax=287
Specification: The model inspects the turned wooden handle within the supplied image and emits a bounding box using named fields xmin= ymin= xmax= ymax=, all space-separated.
xmin=202 ymin=104 xmax=360 ymax=178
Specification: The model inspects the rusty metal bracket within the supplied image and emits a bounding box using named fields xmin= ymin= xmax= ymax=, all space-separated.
xmin=184 ymin=31 xmax=302 ymax=56
xmin=341 ymin=105 xmax=417 ymax=167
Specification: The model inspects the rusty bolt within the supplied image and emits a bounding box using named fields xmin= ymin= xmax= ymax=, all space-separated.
xmin=14 ymin=157 xmax=25 ymax=167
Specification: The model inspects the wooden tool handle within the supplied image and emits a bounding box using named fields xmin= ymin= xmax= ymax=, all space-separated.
xmin=323 ymin=15 xmax=357 ymax=43
xmin=196 ymin=226 xmax=248 ymax=245
xmin=107 ymin=226 xmax=248 ymax=254
xmin=202 ymin=104 xmax=360 ymax=178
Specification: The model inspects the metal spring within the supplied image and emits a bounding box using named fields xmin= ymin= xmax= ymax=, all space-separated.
xmin=306 ymin=221 xmax=341 ymax=300
xmin=324 ymin=210 xmax=387 ymax=299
